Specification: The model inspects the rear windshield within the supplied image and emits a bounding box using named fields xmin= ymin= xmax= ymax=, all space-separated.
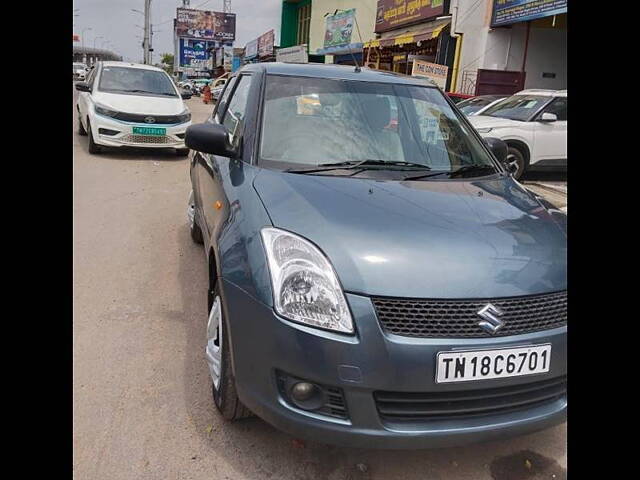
xmin=98 ymin=66 xmax=178 ymax=97
xmin=259 ymin=75 xmax=496 ymax=172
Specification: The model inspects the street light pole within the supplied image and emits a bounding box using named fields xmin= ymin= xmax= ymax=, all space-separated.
xmin=82 ymin=27 xmax=92 ymax=64
xmin=144 ymin=0 xmax=151 ymax=64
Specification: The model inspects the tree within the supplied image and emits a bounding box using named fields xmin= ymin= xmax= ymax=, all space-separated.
xmin=160 ymin=53 xmax=174 ymax=75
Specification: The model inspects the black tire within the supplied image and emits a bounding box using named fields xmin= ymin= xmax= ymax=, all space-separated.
xmin=78 ymin=113 xmax=87 ymax=136
xmin=190 ymin=214 xmax=204 ymax=244
xmin=506 ymin=146 xmax=527 ymax=180
xmin=87 ymin=120 xmax=102 ymax=154
xmin=210 ymin=284 xmax=253 ymax=421
xmin=175 ymin=148 xmax=190 ymax=157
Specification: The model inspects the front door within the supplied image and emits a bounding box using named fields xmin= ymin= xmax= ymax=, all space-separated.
xmin=533 ymin=97 xmax=567 ymax=164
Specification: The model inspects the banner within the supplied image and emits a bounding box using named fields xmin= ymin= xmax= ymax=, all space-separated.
xmin=245 ymin=39 xmax=258 ymax=59
xmin=323 ymin=9 xmax=355 ymax=48
xmin=276 ymin=45 xmax=308 ymax=63
xmin=179 ymin=38 xmax=217 ymax=68
xmin=176 ymin=8 xmax=236 ymax=41
xmin=375 ymin=0 xmax=444 ymax=33
xmin=411 ymin=60 xmax=448 ymax=89
xmin=258 ymin=29 xmax=275 ymax=58
xmin=491 ymin=0 xmax=567 ymax=27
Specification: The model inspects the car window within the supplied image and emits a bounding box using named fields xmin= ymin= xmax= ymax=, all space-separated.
xmin=222 ymin=75 xmax=251 ymax=139
xmin=260 ymin=75 xmax=496 ymax=172
xmin=214 ymin=76 xmax=237 ymax=122
xmin=482 ymin=95 xmax=550 ymax=121
xmin=541 ymin=97 xmax=567 ymax=121
xmin=97 ymin=66 xmax=178 ymax=97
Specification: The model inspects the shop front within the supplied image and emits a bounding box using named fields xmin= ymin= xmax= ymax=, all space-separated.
xmin=363 ymin=1 xmax=456 ymax=89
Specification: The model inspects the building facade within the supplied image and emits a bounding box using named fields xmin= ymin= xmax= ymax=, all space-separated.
xmin=450 ymin=0 xmax=567 ymax=95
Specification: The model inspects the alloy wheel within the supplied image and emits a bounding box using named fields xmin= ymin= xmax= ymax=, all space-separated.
xmin=205 ymin=295 xmax=223 ymax=390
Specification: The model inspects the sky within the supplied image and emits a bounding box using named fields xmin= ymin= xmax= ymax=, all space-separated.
xmin=73 ymin=0 xmax=282 ymax=63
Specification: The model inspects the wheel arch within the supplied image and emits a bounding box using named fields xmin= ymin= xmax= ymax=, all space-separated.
xmin=504 ymin=139 xmax=531 ymax=166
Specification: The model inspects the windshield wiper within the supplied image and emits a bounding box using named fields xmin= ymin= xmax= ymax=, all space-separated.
xmin=403 ymin=165 xmax=496 ymax=181
xmin=286 ymin=159 xmax=431 ymax=174
xmin=448 ymin=165 xmax=496 ymax=178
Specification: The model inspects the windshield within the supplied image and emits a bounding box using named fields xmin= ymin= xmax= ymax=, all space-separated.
xmin=457 ymin=96 xmax=500 ymax=115
xmin=259 ymin=75 xmax=497 ymax=173
xmin=481 ymin=94 xmax=550 ymax=121
xmin=98 ymin=66 xmax=178 ymax=97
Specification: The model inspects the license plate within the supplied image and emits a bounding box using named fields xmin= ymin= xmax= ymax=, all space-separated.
xmin=132 ymin=126 xmax=166 ymax=136
xmin=436 ymin=344 xmax=551 ymax=383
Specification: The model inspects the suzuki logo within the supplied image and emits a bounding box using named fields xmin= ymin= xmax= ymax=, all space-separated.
xmin=144 ymin=116 xmax=156 ymax=124
xmin=477 ymin=303 xmax=505 ymax=334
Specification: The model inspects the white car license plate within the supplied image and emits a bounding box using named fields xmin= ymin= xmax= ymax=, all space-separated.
xmin=436 ymin=344 xmax=551 ymax=383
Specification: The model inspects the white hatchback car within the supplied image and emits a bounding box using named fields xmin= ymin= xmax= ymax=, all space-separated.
xmin=467 ymin=89 xmax=567 ymax=178
xmin=75 ymin=61 xmax=192 ymax=155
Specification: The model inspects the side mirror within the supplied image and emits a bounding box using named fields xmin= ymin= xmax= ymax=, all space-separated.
xmin=538 ymin=112 xmax=557 ymax=122
xmin=185 ymin=123 xmax=237 ymax=157
xmin=484 ymin=137 xmax=508 ymax=164
xmin=75 ymin=82 xmax=90 ymax=92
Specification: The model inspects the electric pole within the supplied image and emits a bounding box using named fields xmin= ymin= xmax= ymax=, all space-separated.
xmin=143 ymin=0 xmax=151 ymax=64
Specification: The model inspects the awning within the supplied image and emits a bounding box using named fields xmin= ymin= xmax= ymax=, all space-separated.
xmin=364 ymin=20 xmax=450 ymax=48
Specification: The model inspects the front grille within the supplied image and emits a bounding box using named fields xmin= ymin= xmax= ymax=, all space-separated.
xmin=120 ymin=134 xmax=176 ymax=144
xmin=375 ymin=375 xmax=566 ymax=422
xmin=112 ymin=112 xmax=183 ymax=124
xmin=372 ymin=290 xmax=566 ymax=338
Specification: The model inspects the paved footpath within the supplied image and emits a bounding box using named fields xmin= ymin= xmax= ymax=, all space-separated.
xmin=73 ymin=89 xmax=566 ymax=480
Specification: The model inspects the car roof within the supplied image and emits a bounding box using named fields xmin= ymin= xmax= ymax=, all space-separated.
xmin=100 ymin=61 xmax=165 ymax=72
xmin=238 ymin=62 xmax=439 ymax=87
xmin=515 ymin=89 xmax=566 ymax=97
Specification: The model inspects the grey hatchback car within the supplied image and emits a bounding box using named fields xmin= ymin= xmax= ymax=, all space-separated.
xmin=185 ymin=63 xmax=567 ymax=449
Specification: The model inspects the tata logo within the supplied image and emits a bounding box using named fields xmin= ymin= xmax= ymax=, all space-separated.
xmin=477 ymin=304 xmax=505 ymax=334
xmin=144 ymin=116 xmax=156 ymax=124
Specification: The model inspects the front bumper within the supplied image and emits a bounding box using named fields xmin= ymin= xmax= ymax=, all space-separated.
xmin=221 ymin=279 xmax=567 ymax=449
xmin=91 ymin=113 xmax=190 ymax=149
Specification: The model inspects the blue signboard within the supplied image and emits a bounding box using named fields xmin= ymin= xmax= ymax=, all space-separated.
xmin=491 ymin=0 xmax=567 ymax=27
xmin=179 ymin=38 xmax=217 ymax=68
xmin=232 ymin=56 xmax=241 ymax=72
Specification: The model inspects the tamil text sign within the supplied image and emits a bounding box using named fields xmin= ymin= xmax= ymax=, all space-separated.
xmin=375 ymin=0 xmax=444 ymax=33
xmin=491 ymin=0 xmax=567 ymax=27
xmin=411 ymin=60 xmax=448 ymax=89
xmin=324 ymin=9 xmax=355 ymax=48
xmin=176 ymin=8 xmax=236 ymax=41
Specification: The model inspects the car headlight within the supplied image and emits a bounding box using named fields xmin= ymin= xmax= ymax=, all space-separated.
xmin=177 ymin=109 xmax=191 ymax=123
xmin=261 ymin=227 xmax=354 ymax=334
xmin=476 ymin=127 xmax=493 ymax=133
xmin=94 ymin=103 xmax=118 ymax=118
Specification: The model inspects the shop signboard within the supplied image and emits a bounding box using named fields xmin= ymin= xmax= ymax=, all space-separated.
xmin=276 ymin=44 xmax=308 ymax=63
xmin=491 ymin=0 xmax=567 ymax=27
xmin=176 ymin=7 xmax=236 ymax=41
xmin=411 ymin=60 xmax=448 ymax=89
xmin=375 ymin=0 xmax=444 ymax=33
xmin=323 ymin=9 xmax=355 ymax=48
xmin=245 ymin=39 xmax=258 ymax=59
xmin=232 ymin=56 xmax=242 ymax=72
xmin=258 ymin=29 xmax=275 ymax=58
